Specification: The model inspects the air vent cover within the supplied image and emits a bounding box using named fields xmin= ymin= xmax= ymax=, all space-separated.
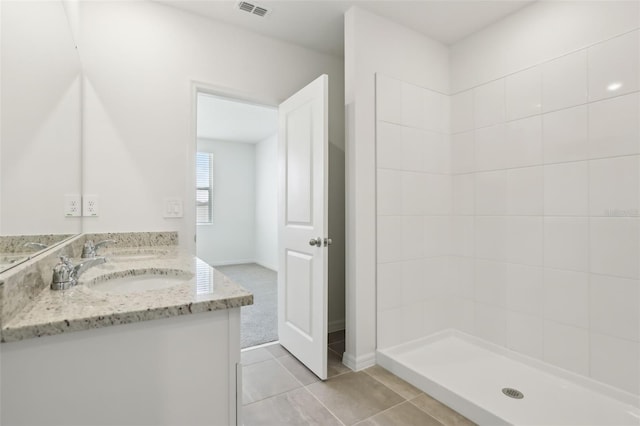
xmin=237 ymin=1 xmax=271 ymax=17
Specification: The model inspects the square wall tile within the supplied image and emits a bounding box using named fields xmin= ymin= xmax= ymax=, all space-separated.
xmin=542 ymin=50 xmax=588 ymax=113
xmin=377 ymin=216 xmax=403 ymax=263
xmin=475 ymin=259 xmax=508 ymax=307
xmin=475 ymin=303 xmax=507 ymax=346
xmin=451 ymin=90 xmax=474 ymax=133
xmin=588 ymin=31 xmax=639 ymax=102
xmin=450 ymin=256 xmax=475 ymax=299
xmin=475 ymin=124 xmax=507 ymax=171
xmin=544 ymin=162 xmax=589 ymax=216
xmin=590 ymin=332 xmax=640 ymax=394
xmin=453 ymin=174 xmax=475 ymax=215
xmin=590 ymin=218 xmax=639 ymax=279
xmin=543 ymin=320 xmax=589 ymax=375
xmin=377 ymin=262 xmax=403 ymax=312
xmin=544 ymin=217 xmax=589 ymax=272
xmin=543 ymin=105 xmax=588 ymax=164
xmin=506 ymin=264 xmax=543 ymax=315
xmin=476 ymin=216 xmax=508 ymax=261
xmin=400 ymin=126 xmax=428 ymax=172
xmin=506 ymin=115 xmax=543 ymax=168
xmin=401 ymin=172 xmax=427 ymax=215
xmin=450 ymin=216 xmax=474 ymax=257
xmin=588 ymin=93 xmax=640 ymax=159
xmin=455 ymin=298 xmax=476 ymax=335
xmin=507 ymin=311 xmax=543 ymax=360
xmin=507 ymin=217 xmax=543 ymax=266
xmin=377 ymin=169 xmax=402 ymax=216
xmin=507 ymin=166 xmax=543 ymax=216
xmin=401 ymin=81 xmax=428 ymax=130
xmin=376 ymin=74 xmax=402 ymax=124
xmin=506 ymin=66 xmax=542 ymax=121
xmin=474 ymin=79 xmax=506 ymax=129
xmin=589 ymin=156 xmax=639 ymax=217
xmin=378 ymin=308 xmax=404 ymax=349
xmin=401 ymin=215 xmax=425 ymax=260
xmin=423 ymin=131 xmax=450 ymax=174
xmin=424 ymin=257 xmax=450 ymax=297
xmin=451 ymin=132 xmax=475 ymax=174
xmin=475 ymin=170 xmax=507 ymax=215
xmin=424 ymin=296 xmax=452 ymax=336
xmin=423 ymin=89 xmax=447 ymax=133
xmin=424 ymin=216 xmax=451 ymax=258
xmin=401 ymin=260 xmax=427 ymax=306
xmin=376 ymin=121 xmax=403 ymax=170
xmin=543 ymin=268 xmax=589 ymax=328
xmin=590 ymin=274 xmax=640 ymax=341
xmin=424 ymin=173 xmax=452 ymax=215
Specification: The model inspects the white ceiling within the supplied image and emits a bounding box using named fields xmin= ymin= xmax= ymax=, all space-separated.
xmin=158 ymin=0 xmax=535 ymax=57
xmin=197 ymin=93 xmax=278 ymax=143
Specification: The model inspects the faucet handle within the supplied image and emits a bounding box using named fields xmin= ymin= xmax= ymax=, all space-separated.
xmin=52 ymin=256 xmax=74 ymax=286
xmin=81 ymin=240 xmax=96 ymax=258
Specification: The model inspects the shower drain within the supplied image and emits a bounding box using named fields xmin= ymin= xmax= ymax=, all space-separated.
xmin=502 ymin=387 xmax=524 ymax=399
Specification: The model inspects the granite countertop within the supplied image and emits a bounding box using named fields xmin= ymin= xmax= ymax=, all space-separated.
xmin=1 ymin=247 xmax=253 ymax=342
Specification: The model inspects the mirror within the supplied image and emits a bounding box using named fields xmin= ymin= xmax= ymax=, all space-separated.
xmin=0 ymin=0 xmax=82 ymax=272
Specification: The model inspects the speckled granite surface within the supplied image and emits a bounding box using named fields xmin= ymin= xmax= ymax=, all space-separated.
xmin=0 ymin=232 xmax=253 ymax=343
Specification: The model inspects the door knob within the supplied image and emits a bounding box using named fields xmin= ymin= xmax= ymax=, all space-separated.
xmin=309 ymin=237 xmax=322 ymax=247
xmin=324 ymin=238 xmax=332 ymax=246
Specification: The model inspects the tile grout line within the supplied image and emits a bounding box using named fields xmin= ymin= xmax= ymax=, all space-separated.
xmin=299 ymin=385 xmax=348 ymax=426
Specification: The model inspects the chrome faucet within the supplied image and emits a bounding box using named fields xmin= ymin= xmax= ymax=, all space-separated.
xmin=24 ymin=242 xmax=47 ymax=251
xmin=51 ymin=256 xmax=106 ymax=290
xmin=81 ymin=239 xmax=116 ymax=258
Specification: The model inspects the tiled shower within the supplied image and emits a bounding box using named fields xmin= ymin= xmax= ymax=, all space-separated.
xmin=376 ymin=22 xmax=639 ymax=398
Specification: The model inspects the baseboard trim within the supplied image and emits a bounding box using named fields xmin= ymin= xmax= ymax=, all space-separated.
xmin=210 ymin=259 xmax=255 ymax=267
xmin=328 ymin=319 xmax=345 ymax=333
xmin=343 ymin=351 xmax=376 ymax=371
xmin=254 ymin=260 xmax=278 ymax=272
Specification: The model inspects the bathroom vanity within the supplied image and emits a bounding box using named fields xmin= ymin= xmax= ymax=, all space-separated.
xmin=0 ymin=233 xmax=252 ymax=426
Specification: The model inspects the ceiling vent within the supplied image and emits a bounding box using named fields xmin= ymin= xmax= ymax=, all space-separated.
xmin=237 ymin=1 xmax=271 ymax=17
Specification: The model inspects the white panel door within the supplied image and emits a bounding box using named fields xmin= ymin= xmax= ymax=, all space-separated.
xmin=278 ymin=74 xmax=329 ymax=380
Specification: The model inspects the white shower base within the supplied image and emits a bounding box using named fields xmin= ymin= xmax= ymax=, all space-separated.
xmin=377 ymin=330 xmax=640 ymax=426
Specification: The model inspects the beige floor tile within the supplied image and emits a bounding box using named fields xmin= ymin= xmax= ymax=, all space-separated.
xmin=356 ymin=401 xmax=444 ymax=426
xmin=327 ymin=348 xmax=351 ymax=378
xmin=410 ymin=394 xmax=476 ymax=426
xmin=329 ymin=340 xmax=346 ymax=355
xmin=241 ymin=347 xmax=274 ymax=365
xmin=363 ymin=365 xmax=422 ymax=400
xmin=242 ymin=388 xmax=342 ymax=426
xmin=242 ymin=359 xmax=302 ymax=405
xmin=328 ymin=329 xmax=345 ymax=344
xmin=306 ymin=371 xmax=404 ymax=425
xmin=278 ymin=355 xmax=320 ymax=386
xmin=266 ymin=343 xmax=291 ymax=358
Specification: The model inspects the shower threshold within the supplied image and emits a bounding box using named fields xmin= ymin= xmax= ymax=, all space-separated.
xmin=377 ymin=330 xmax=640 ymax=425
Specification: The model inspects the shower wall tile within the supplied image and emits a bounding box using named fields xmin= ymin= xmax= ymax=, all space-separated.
xmin=588 ymin=93 xmax=640 ymax=159
xmin=475 ymin=170 xmax=507 ymax=215
xmin=541 ymin=50 xmax=588 ymax=113
xmin=475 ymin=124 xmax=507 ymax=171
xmin=506 ymin=217 xmax=543 ymax=266
xmin=588 ymin=30 xmax=639 ymax=102
xmin=543 ymin=217 xmax=589 ymax=272
xmin=450 ymin=256 xmax=475 ymax=299
xmin=589 ymin=217 xmax=639 ymax=279
xmin=589 ymin=274 xmax=640 ymax=341
xmin=506 ymin=311 xmax=543 ymax=359
xmin=543 ymin=268 xmax=589 ymax=328
xmin=543 ymin=162 xmax=589 ymax=216
xmin=505 ymin=115 xmax=542 ymax=168
xmin=474 ymin=259 xmax=507 ymax=307
xmin=450 ymin=216 xmax=474 ymax=257
xmin=543 ymin=320 xmax=589 ymax=375
xmin=474 ymin=79 xmax=505 ymax=128
xmin=506 ymin=264 xmax=543 ymax=315
xmin=376 ymin=74 xmax=402 ymax=124
xmin=452 ymin=174 xmax=475 ymax=215
xmin=542 ymin=105 xmax=589 ymax=164
xmin=474 ymin=302 xmax=507 ymax=346
xmin=451 ymin=131 xmax=475 ymax=173
xmin=590 ymin=332 xmax=640 ymax=394
xmin=424 ymin=216 xmax=451 ymax=258
xmin=589 ymin=155 xmax=639 ymax=217
xmin=506 ymin=166 xmax=543 ymax=215
xmin=377 ymin=261 xmax=403 ymax=312
xmin=376 ymin=121 xmax=403 ymax=169
xmin=475 ymin=216 xmax=508 ymax=261
xmin=506 ymin=66 xmax=542 ymax=121
xmin=451 ymin=90 xmax=474 ymax=133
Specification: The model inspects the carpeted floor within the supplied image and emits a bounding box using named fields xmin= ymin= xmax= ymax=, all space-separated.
xmin=215 ymin=263 xmax=278 ymax=348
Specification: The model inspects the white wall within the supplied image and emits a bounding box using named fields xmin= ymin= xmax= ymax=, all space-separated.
xmin=196 ymin=139 xmax=255 ymax=266
xmin=449 ymin=1 xmax=640 ymax=395
xmin=0 ymin=1 xmax=82 ymax=236
xmin=254 ymin=134 xmax=278 ymax=271
xmin=77 ymin=0 xmax=345 ymax=251
xmin=345 ymin=6 xmax=450 ymax=370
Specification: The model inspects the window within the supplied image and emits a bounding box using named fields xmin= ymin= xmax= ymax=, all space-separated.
xmin=196 ymin=152 xmax=213 ymax=224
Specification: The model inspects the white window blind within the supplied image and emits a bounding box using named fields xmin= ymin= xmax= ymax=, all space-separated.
xmin=196 ymin=152 xmax=213 ymax=224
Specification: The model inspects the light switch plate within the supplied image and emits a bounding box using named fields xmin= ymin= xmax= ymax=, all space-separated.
xmin=83 ymin=195 xmax=99 ymax=217
xmin=64 ymin=195 xmax=82 ymax=217
xmin=164 ymin=198 xmax=183 ymax=218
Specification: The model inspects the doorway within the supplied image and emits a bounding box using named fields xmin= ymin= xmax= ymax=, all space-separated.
xmin=195 ymin=92 xmax=279 ymax=349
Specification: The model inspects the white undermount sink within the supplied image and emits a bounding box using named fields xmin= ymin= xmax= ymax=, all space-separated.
xmin=89 ymin=270 xmax=193 ymax=294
